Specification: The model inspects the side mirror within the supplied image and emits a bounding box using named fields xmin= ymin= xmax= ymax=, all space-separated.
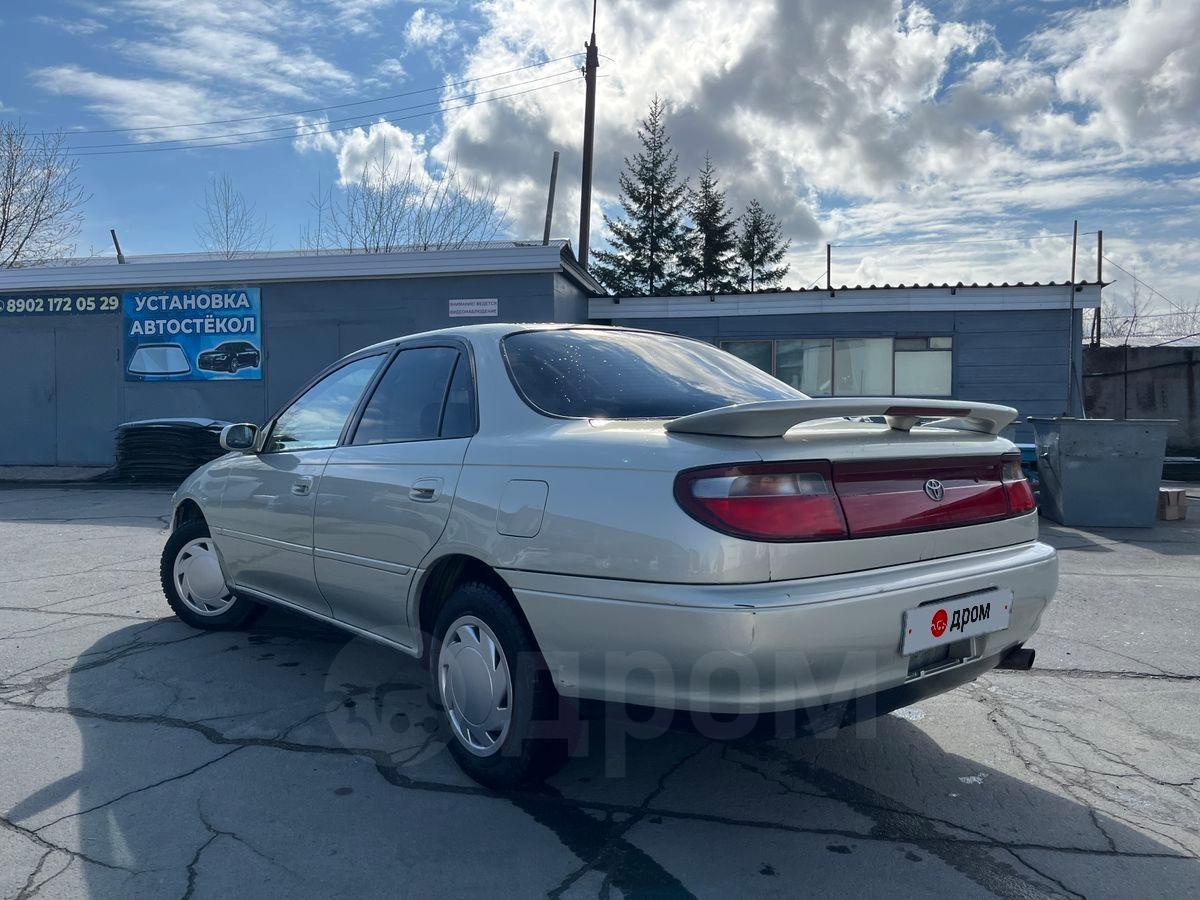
xmin=220 ymin=423 xmax=259 ymax=452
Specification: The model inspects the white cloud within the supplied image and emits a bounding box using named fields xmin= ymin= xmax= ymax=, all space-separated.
xmin=319 ymin=0 xmax=1191 ymax=305
xmin=34 ymin=15 xmax=107 ymax=35
xmin=31 ymin=0 xmax=358 ymax=139
xmin=295 ymin=117 xmax=432 ymax=189
xmin=374 ymin=57 xmax=408 ymax=83
xmin=404 ymin=7 xmax=456 ymax=49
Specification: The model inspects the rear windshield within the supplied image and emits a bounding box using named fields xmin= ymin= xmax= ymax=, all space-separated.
xmin=502 ymin=329 xmax=803 ymax=419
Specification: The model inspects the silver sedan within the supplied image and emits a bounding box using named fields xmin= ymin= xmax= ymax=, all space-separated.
xmin=163 ymin=324 xmax=1056 ymax=787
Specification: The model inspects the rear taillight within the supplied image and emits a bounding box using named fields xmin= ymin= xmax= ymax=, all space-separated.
xmin=1002 ymin=455 xmax=1037 ymax=514
xmin=674 ymin=462 xmax=848 ymax=541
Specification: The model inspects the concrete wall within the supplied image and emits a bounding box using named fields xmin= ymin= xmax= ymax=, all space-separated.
xmin=1084 ymin=346 xmax=1200 ymax=455
xmin=603 ymin=308 xmax=1084 ymax=442
xmin=0 ymin=271 xmax=570 ymax=466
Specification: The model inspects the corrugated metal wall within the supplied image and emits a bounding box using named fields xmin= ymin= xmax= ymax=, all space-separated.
xmin=0 ymin=272 xmax=565 ymax=466
xmin=603 ymin=308 xmax=1084 ymax=441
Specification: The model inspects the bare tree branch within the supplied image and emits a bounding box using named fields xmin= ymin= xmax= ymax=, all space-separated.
xmin=0 ymin=120 xmax=88 ymax=267
xmin=195 ymin=173 xmax=272 ymax=259
xmin=303 ymin=152 xmax=507 ymax=254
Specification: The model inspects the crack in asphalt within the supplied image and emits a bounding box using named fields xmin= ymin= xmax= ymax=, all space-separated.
xmin=976 ymin=686 xmax=1199 ymax=858
xmin=1010 ymin=668 xmax=1200 ymax=682
xmin=726 ymin=740 xmax=1085 ymax=899
xmin=0 ymin=811 xmax=132 ymax=874
xmin=0 ymin=694 xmax=1190 ymax=865
xmin=541 ymin=742 xmax=709 ymax=899
xmin=32 ymin=747 xmax=245 ymax=835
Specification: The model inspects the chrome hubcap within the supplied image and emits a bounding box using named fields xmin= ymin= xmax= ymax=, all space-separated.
xmin=173 ymin=538 xmax=235 ymax=616
xmin=438 ymin=616 xmax=512 ymax=757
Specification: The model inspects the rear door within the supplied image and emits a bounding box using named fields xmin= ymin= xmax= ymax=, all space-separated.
xmin=214 ymin=353 xmax=384 ymax=615
xmin=314 ymin=343 xmax=476 ymax=648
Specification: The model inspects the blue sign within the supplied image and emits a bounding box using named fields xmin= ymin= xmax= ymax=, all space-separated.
xmin=123 ymin=287 xmax=262 ymax=381
xmin=1 ymin=292 xmax=120 ymax=317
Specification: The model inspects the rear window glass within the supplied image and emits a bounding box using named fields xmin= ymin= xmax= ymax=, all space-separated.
xmin=502 ymin=329 xmax=803 ymax=419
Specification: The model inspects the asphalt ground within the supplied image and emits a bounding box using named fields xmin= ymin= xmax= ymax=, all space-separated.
xmin=0 ymin=486 xmax=1197 ymax=899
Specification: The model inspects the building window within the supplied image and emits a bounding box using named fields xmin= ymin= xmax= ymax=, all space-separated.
xmin=834 ymin=337 xmax=893 ymax=396
xmin=776 ymin=339 xmax=832 ymax=395
xmin=722 ymin=340 xmax=773 ymax=373
xmin=894 ymin=337 xmax=953 ymax=396
xmin=720 ymin=336 xmax=952 ymax=398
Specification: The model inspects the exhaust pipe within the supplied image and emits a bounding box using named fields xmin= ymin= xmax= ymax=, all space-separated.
xmin=996 ymin=646 xmax=1035 ymax=671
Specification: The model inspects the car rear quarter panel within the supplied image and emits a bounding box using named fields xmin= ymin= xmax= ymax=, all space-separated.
xmin=440 ymin=422 xmax=773 ymax=583
xmin=438 ymin=417 xmax=1039 ymax=585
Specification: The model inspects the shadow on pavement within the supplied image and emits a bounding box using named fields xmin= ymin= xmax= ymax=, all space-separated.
xmin=8 ymin=607 xmax=1193 ymax=898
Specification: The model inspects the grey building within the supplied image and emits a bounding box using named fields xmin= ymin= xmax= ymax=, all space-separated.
xmin=594 ymin=282 xmax=1099 ymax=442
xmin=0 ymin=242 xmax=1098 ymax=467
xmin=0 ymin=243 xmax=600 ymax=466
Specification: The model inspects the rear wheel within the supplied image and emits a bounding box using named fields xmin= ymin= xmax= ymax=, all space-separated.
xmin=161 ymin=519 xmax=262 ymax=629
xmin=432 ymin=582 xmax=570 ymax=788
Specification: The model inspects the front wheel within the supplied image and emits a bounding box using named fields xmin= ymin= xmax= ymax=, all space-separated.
xmin=432 ymin=582 xmax=571 ymax=788
xmin=161 ymin=519 xmax=262 ymax=629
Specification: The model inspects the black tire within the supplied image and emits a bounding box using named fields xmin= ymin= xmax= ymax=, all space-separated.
xmin=431 ymin=581 xmax=571 ymax=788
xmin=160 ymin=519 xmax=262 ymax=630
xmin=229 ymin=360 xmax=240 ymax=374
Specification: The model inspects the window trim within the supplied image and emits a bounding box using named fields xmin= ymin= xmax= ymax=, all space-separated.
xmin=345 ymin=340 xmax=479 ymax=447
xmin=260 ymin=351 xmax=388 ymax=455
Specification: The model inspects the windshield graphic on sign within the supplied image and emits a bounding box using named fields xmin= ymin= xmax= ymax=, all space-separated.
xmin=123 ymin=287 xmax=262 ymax=381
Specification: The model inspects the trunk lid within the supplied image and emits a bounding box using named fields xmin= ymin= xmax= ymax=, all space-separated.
xmin=665 ymin=400 xmax=1037 ymax=580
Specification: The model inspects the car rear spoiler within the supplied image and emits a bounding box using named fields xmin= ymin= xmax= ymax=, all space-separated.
xmin=665 ymin=398 xmax=1018 ymax=438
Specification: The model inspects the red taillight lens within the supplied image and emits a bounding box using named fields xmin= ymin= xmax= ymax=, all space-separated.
xmin=674 ymin=462 xmax=848 ymax=541
xmin=1002 ymin=455 xmax=1037 ymax=514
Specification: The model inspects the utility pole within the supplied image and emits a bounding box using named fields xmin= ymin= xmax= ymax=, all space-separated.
xmin=543 ymin=151 xmax=560 ymax=245
xmin=826 ymin=243 xmax=831 ymax=291
xmin=110 ymin=229 xmax=126 ymax=264
xmin=1092 ymin=229 xmax=1103 ymax=346
xmin=577 ymin=0 xmax=599 ymax=270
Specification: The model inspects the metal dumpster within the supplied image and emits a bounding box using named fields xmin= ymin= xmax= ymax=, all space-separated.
xmin=1028 ymin=417 xmax=1173 ymax=527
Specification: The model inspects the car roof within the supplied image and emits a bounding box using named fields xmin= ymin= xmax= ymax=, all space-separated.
xmin=353 ymin=322 xmax=624 ymax=355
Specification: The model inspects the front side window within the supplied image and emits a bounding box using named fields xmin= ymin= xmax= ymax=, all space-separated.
xmin=266 ymin=355 xmax=382 ymax=453
xmin=353 ymin=347 xmax=468 ymax=445
xmin=504 ymin=329 xmax=802 ymax=419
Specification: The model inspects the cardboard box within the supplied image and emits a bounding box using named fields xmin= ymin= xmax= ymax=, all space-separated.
xmin=1158 ymin=488 xmax=1187 ymax=521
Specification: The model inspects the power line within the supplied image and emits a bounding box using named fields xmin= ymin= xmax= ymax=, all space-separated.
xmin=66 ymin=68 xmax=579 ymax=151
xmin=66 ymin=76 xmax=580 ymax=158
xmin=48 ymin=53 xmax=583 ymax=139
xmin=1101 ymin=255 xmax=1189 ymax=317
xmin=833 ymin=230 xmax=1096 ymax=250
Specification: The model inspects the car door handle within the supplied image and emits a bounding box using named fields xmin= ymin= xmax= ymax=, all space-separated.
xmin=409 ymin=477 xmax=443 ymax=502
xmin=292 ymin=476 xmax=314 ymax=496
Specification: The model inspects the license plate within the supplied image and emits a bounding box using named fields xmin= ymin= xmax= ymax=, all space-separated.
xmin=902 ymin=589 xmax=1012 ymax=655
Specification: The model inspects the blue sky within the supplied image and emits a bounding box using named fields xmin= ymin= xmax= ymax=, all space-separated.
xmin=2 ymin=0 xmax=1197 ymax=323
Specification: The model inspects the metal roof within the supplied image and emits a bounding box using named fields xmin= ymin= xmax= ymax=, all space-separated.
xmin=590 ymin=282 xmax=1103 ymax=319
xmin=0 ymin=241 xmax=606 ymax=296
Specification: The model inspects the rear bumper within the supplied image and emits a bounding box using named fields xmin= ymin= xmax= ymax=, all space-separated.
xmin=503 ymin=541 xmax=1057 ymax=715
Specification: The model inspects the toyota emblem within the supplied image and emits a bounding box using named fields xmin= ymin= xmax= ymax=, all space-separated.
xmin=924 ymin=478 xmax=945 ymax=501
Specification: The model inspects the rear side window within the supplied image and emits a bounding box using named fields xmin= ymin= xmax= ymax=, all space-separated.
xmin=502 ymin=329 xmax=802 ymax=419
xmin=353 ymin=346 xmax=470 ymax=445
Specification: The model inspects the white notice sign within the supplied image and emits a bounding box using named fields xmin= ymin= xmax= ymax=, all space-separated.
xmin=449 ymin=298 xmax=498 ymax=317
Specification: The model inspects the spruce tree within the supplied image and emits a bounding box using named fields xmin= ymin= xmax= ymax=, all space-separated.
xmin=591 ymin=96 xmax=688 ymax=295
xmin=680 ymin=153 xmax=739 ymax=293
xmin=737 ymin=199 xmax=790 ymax=291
